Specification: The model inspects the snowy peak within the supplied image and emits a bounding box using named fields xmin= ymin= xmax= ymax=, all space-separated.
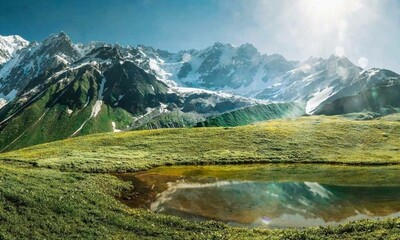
xmin=237 ymin=43 xmax=260 ymax=57
xmin=314 ymin=68 xmax=400 ymax=115
xmin=138 ymin=41 xmax=294 ymax=96
xmin=82 ymin=46 xmax=122 ymax=62
xmin=37 ymin=32 xmax=81 ymax=61
xmin=0 ymin=35 xmax=29 ymax=64
xmin=137 ymin=44 xmax=174 ymax=60
xmin=136 ymin=41 xmax=385 ymax=115
xmin=0 ymin=32 xmax=398 ymax=117
xmin=256 ymin=55 xmax=364 ymax=114
xmin=199 ymin=42 xmax=261 ymax=67
xmin=0 ymin=32 xmax=83 ymax=106
xmin=325 ymin=55 xmax=359 ymax=73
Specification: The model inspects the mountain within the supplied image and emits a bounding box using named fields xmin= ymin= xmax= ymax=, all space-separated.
xmin=0 ymin=33 xmax=82 ymax=108
xmin=0 ymin=35 xmax=29 ymax=64
xmin=138 ymin=44 xmax=400 ymax=114
xmin=132 ymin=102 xmax=305 ymax=129
xmin=1 ymin=32 xmax=399 ymax=151
xmin=3 ymin=33 xmax=398 ymax=116
xmin=0 ymin=35 xmax=30 ymax=107
xmin=0 ymin=33 xmax=272 ymax=151
xmin=196 ymin=102 xmax=304 ymax=127
xmin=314 ymin=69 xmax=400 ymax=115
xmin=136 ymin=43 xmax=297 ymax=96
xmin=256 ymin=55 xmax=363 ymax=113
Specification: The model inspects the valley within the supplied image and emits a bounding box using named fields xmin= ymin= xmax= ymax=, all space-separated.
xmin=1 ymin=28 xmax=400 ymax=239
xmin=1 ymin=33 xmax=400 ymax=153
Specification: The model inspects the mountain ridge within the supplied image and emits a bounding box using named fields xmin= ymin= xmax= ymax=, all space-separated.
xmin=2 ymin=32 xmax=399 ymax=113
xmin=134 ymin=41 xmax=399 ymax=114
xmin=0 ymin=34 xmax=29 ymax=64
xmin=1 ymin=33 xmax=287 ymax=151
xmin=0 ymin=32 xmax=399 ymax=151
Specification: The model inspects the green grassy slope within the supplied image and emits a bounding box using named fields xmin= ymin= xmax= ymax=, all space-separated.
xmin=1 ymin=162 xmax=399 ymax=239
xmin=133 ymin=110 xmax=205 ymax=130
xmin=1 ymin=115 xmax=400 ymax=172
xmin=1 ymin=115 xmax=400 ymax=239
xmin=196 ymin=102 xmax=304 ymax=127
xmin=0 ymin=71 xmax=134 ymax=152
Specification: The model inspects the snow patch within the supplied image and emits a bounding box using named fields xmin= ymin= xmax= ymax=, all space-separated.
xmin=111 ymin=121 xmax=121 ymax=132
xmin=367 ymin=69 xmax=380 ymax=78
xmin=218 ymin=46 xmax=236 ymax=67
xmin=0 ymin=52 xmax=23 ymax=80
xmin=92 ymin=100 xmax=102 ymax=118
xmin=223 ymin=67 xmax=266 ymax=98
xmin=83 ymin=96 xmax=90 ymax=108
xmin=306 ymin=87 xmax=335 ymax=114
xmin=91 ymin=77 xmax=106 ymax=117
xmin=0 ymin=89 xmax=19 ymax=108
xmin=0 ymin=99 xmax=6 ymax=109
xmin=172 ymin=87 xmax=268 ymax=105
xmin=0 ymin=35 xmax=29 ymax=64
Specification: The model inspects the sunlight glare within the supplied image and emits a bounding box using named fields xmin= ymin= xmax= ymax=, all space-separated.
xmin=303 ymin=0 xmax=349 ymax=18
xmin=358 ymin=57 xmax=369 ymax=69
xmin=335 ymin=46 xmax=345 ymax=57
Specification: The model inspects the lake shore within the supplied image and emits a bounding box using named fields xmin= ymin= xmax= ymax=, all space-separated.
xmin=1 ymin=115 xmax=400 ymax=239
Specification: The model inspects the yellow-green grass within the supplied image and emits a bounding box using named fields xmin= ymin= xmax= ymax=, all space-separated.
xmin=1 ymin=115 xmax=400 ymax=239
xmin=1 ymin=162 xmax=400 ymax=239
xmin=1 ymin=115 xmax=400 ymax=172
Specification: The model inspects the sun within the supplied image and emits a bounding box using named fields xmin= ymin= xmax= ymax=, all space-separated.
xmin=297 ymin=0 xmax=363 ymax=56
xmin=302 ymin=0 xmax=350 ymax=19
xmin=310 ymin=0 xmax=347 ymax=13
xmin=299 ymin=0 xmax=362 ymax=41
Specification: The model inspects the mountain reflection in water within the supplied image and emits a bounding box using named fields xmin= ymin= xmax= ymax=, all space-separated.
xmin=117 ymin=165 xmax=400 ymax=228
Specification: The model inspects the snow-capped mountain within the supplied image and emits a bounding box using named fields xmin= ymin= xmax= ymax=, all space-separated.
xmin=1 ymin=31 xmax=399 ymax=150
xmin=0 ymin=35 xmax=30 ymax=108
xmin=1 ymin=33 xmax=285 ymax=151
xmin=0 ymin=33 xmax=82 ymax=108
xmin=2 ymin=32 xmax=398 ymax=115
xmin=137 ymin=43 xmax=400 ymax=114
xmin=315 ymin=68 xmax=400 ymax=115
xmin=256 ymin=55 xmax=363 ymax=113
xmin=136 ymin=42 xmax=297 ymax=96
xmin=0 ymin=35 xmax=29 ymax=64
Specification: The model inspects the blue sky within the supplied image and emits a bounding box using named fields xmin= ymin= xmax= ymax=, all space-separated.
xmin=0 ymin=0 xmax=399 ymax=72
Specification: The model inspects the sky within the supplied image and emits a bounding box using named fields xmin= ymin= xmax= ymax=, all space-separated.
xmin=0 ymin=0 xmax=399 ymax=72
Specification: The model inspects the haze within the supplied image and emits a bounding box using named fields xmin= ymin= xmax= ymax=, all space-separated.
xmin=0 ymin=0 xmax=399 ymax=71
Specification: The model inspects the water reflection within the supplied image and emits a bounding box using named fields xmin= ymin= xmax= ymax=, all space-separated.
xmin=148 ymin=180 xmax=400 ymax=228
xmin=117 ymin=165 xmax=400 ymax=228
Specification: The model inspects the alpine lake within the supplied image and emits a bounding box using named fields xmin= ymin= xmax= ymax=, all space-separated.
xmin=116 ymin=164 xmax=400 ymax=229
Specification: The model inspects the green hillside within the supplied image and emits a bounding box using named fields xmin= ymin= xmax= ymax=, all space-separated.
xmin=0 ymin=66 xmax=135 ymax=152
xmin=2 ymin=115 xmax=400 ymax=172
xmin=133 ymin=110 xmax=205 ymax=130
xmin=196 ymin=102 xmax=304 ymax=127
xmin=0 ymin=115 xmax=400 ymax=239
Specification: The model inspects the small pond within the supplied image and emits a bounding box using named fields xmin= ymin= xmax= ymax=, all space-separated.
xmin=116 ymin=164 xmax=400 ymax=229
